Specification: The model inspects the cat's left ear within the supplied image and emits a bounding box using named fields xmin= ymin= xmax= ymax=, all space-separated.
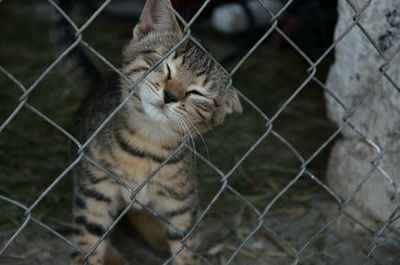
xmin=133 ymin=0 xmax=182 ymax=41
xmin=222 ymin=89 xmax=243 ymax=114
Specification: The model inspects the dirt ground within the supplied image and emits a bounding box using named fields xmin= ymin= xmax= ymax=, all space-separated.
xmin=1 ymin=1 xmax=399 ymax=265
xmin=1 ymin=200 xmax=399 ymax=265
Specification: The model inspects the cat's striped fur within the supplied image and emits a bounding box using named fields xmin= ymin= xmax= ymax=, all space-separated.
xmin=54 ymin=0 xmax=242 ymax=264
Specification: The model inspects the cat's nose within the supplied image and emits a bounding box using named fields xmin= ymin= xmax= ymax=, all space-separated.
xmin=163 ymin=90 xmax=178 ymax=104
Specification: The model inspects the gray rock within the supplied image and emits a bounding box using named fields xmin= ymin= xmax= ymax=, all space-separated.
xmin=327 ymin=139 xmax=399 ymax=223
xmin=325 ymin=0 xmax=400 ymax=224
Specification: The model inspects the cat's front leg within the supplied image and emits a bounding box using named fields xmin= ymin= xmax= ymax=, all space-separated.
xmin=156 ymin=184 xmax=199 ymax=265
xmin=70 ymin=173 xmax=125 ymax=265
xmin=167 ymin=208 xmax=199 ymax=265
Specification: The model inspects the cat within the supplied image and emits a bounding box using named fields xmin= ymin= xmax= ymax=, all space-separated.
xmin=53 ymin=0 xmax=242 ymax=264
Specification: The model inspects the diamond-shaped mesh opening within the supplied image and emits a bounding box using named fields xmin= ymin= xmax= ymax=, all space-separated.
xmin=296 ymin=199 xmax=400 ymax=265
xmin=196 ymin=102 xmax=267 ymax=173
xmin=0 ymin=106 xmax=74 ymax=204
xmin=0 ymin=201 xmax=26 ymax=239
xmin=297 ymin=212 xmax=380 ymax=265
xmin=268 ymin=82 xmax=337 ymax=165
xmin=1 ymin=1 xmax=57 ymax=81
xmin=261 ymin=174 xmax=339 ymax=250
xmin=233 ymin=50 xmax=315 ymax=116
xmin=0 ymin=221 xmax=74 ymax=265
xmin=195 ymin=189 xmax=260 ymax=264
xmin=218 ymin=133 xmax=300 ymax=200
xmin=72 ymin=7 xmax=130 ymax=66
xmin=28 ymin=170 xmax=74 ymax=231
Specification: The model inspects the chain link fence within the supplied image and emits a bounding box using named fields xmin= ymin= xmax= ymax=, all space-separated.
xmin=0 ymin=0 xmax=399 ymax=264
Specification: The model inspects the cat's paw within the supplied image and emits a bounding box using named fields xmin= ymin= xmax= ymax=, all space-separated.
xmin=172 ymin=250 xmax=199 ymax=265
xmin=70 ymin=254 xmax=104 ymax=265
xmin=104 ymin=245 xmax=129 ymax=265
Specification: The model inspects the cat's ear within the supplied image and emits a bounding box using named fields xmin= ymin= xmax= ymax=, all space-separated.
xmin=222 ymin=88 xmax=243 ymax=114
xmin=133 ymin=0 xmax=182 ymax=41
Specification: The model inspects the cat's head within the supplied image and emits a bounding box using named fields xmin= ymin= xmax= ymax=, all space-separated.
xmin=122 ymin=0 xmax=242 ymax=134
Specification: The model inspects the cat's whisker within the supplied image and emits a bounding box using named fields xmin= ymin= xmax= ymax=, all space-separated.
xmin=181 ymin=115 xmax=209 ymax=161
xmin=175 ymin=115 xmax=186 ymax=139
xmin=179 ymin=117 xmax=196 ymax=162
xmin=177 ymin=115 xmax=197 ymax=168
xmin=174 ymin=110 xmax=198 ymax=155
xmin=173 ymin=108 xmax=208 ymax=158
xmin=175 ymin=116 xmax=194 ymax=161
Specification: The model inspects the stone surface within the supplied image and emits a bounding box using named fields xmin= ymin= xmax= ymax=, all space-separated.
xmin=325 ymin=0 xmax=400 ymax=223
xmin=327 ymin=139 xmax=400 ymax=224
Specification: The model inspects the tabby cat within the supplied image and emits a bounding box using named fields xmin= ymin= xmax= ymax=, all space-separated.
xmin=54 ymin=0 xmax=242 ymax=264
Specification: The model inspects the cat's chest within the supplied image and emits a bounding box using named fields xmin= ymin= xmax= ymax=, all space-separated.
xmin=116 ymin=157 xmax=182 ymax=206
xmin=116 ymin=158 xmax=156 ymax=201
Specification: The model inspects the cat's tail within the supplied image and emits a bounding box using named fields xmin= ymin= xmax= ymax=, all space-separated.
xmin=51 ymin=0 xmax=101 ymax=98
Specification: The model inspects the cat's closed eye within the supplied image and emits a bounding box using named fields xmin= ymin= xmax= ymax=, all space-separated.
xmin=166 ymin=64 xmax=172 ymax=80
xmin=186 ymin=90 xmax=204 ymax=97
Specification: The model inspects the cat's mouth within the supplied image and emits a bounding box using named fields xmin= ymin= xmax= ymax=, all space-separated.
xmin=151 ymin=102 xmax=165 ymax=111
xmin=141 ymin=99 xmax=171 ymax=124
xmin=137 ymin=84 xmax=169 ymax=124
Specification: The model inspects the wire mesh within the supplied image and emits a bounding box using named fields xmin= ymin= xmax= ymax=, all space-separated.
xmin=0 ymin=0 xmax=399 ymax=265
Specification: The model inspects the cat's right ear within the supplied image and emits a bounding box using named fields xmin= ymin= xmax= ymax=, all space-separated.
xmin=133 ymin=0 xmax=182 ymax=41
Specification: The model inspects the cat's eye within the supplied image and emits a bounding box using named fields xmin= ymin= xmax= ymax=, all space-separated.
xmin=186 ymin=90 xmax=206 ymax=97
xmin=166 ymin=64 xmax=171 ymax=80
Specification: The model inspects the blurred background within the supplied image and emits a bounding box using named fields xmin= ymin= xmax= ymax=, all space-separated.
xmin=2 ymin=1 xmax=397 ymax=265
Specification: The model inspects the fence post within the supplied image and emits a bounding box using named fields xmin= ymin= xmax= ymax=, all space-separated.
xmin=325 ymin=0 xmax=400 ymax=223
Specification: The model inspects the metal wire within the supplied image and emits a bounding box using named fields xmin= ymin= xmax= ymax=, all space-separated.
xmin=1 ymin=0 xmax=399 ymax=265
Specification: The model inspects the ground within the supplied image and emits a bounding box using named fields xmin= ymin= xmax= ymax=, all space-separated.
xmin=0 ymin=1 xmax=399 ymax=265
